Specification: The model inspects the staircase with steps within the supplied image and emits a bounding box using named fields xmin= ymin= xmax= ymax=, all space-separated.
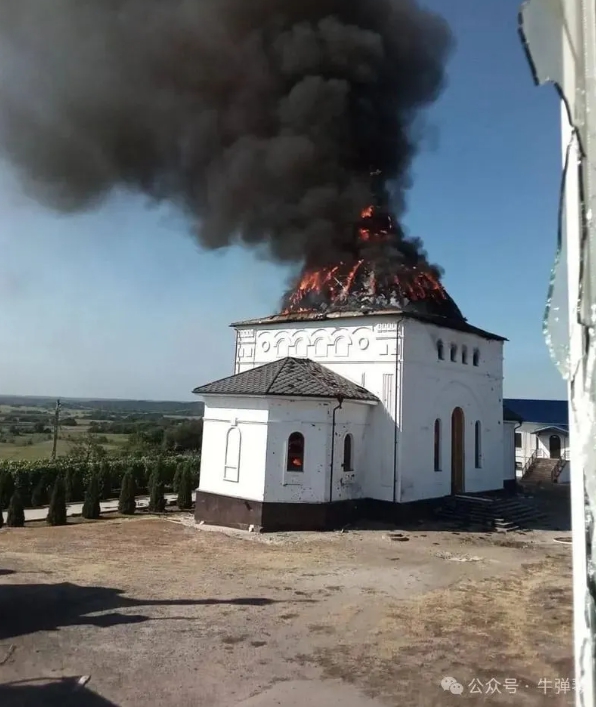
xmin=523 ymin=458 xmax=562 ymax=485
xmin=435 ymin=494 xmax=546 ymax=532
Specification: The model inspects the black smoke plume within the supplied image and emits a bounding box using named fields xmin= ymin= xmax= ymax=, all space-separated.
xmin=0 ymin=0 xmax=453 ymax=268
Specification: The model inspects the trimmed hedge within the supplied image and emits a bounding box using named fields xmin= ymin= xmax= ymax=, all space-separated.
xmin=0 ymin=455 xmax=200 ymax=508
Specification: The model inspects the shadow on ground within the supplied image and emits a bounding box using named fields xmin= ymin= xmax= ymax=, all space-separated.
xmin=0 ymin=582 xmax=290 ymax=640
xmin=341 ymin=485 xmax=572 ymax=534
xmin=0 ymin=678 xmax=118 ymax=707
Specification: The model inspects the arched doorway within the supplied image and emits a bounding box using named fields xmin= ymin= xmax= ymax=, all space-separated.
xmin=451 ymin=407 xmax=465 ymax=494
xmin=549 ymin=434 xmax=561 ymax=459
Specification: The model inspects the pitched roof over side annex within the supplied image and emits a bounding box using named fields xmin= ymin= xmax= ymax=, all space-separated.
xmin=192 ymin=357 xmax=379 ymax=403
xmin=504 ymin=399 xmax=568 ymax=428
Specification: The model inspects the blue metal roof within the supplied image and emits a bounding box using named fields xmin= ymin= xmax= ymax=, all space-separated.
xmin=503 ymin=398 xmax=568 ymax=427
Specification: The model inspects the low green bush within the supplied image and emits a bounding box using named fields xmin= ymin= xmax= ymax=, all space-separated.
xmin=177 ymin=465 xmax=193 ymax=510
xmin=31 ymin=477 xmax=49 ymax=508
xmin=0 ymin=454 xmax=200 ymax=509
xmin=148 ymin=458 xmax=166 ymax=513
xmin=82 ymin=474 xmax=101 ymax=520
xmin=6 ymin=491 xmax=25 ymax=527
xmin=118 ymin=470 xmax=136 ymax=515
xmin=47 ymin=476 xmax=67 ymax=526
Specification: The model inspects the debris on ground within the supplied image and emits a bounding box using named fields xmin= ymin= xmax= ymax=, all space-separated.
xmin=436 ymin=551 xmax=483 ymax=563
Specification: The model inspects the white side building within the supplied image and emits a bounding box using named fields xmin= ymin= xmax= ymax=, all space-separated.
xmin=193 ymin=309 xmax=516 ymax=531
xmin=504 ymin=398 xmax=570 ymax=483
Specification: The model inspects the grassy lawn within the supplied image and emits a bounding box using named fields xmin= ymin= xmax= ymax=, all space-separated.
xmin=0 ymin=430 xmax=129 ymax=461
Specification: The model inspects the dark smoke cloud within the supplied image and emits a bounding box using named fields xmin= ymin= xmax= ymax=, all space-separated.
xmin=0 ymin=0 xmax=453 ymax=267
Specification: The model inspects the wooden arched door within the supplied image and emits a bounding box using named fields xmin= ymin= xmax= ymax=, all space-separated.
xmin=451 ymin=407 xmax=465 ymax=494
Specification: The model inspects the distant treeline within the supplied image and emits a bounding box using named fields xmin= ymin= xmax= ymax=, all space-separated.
xmin=0 ymin=395 xmax=204 ymax=416
xmin=92 ymin=418 xmax=204 ymax=453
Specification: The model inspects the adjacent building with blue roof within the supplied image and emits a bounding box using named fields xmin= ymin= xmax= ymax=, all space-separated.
xmin=504 ymin=398 xmax=570 ymax=482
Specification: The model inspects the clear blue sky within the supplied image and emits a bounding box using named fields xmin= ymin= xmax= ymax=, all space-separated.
xmin=0 ymin=0 xmax=567 ymax=401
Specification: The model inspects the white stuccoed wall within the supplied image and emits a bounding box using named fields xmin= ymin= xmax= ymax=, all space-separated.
xmin=235 ymin=316 xmax=402 ymax=500
xmin=503 ymin=421 xmax=517 ymax=484
xmin=264 ymin=398 xmax=373 ymax=503
xmin=233 ymin=313 xmax=506 ymax=503
xmin=198 ymin=394 xmax=375 ymax=504
xmin=398 ymin=319 xmax=504 ymax=502
xmin=199 ymin=397 xmax=269 ymax=502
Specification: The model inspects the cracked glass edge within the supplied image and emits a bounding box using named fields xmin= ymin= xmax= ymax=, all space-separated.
xmin=520 ymin=0 xmax=596 ymax=703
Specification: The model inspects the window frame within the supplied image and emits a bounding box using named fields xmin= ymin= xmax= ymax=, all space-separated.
xmin=450 ymin=344 xmax=458 ymax=362
xmin=437 ymin=340 xmax=445 ymax=360
xmin=472 ymin=349 xmax=480 ymax=367
xmin=434 ymin=419 xmax=442 ymax=472
xmin=474 ymin=421 xmax=482 ymax=469
xmin=286 ymin=432 xmax=305 ymax=473
xmin=342 ymin=433 xmax=354 ymax=472
xmin=223 ymin=426 xmax=241 ymax=483
xmin=515 ymin=432 xmax=522 ymax=449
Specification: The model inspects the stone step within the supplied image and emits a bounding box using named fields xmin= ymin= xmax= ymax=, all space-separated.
xmin=435 ymin=494 xmax=545 ymax=531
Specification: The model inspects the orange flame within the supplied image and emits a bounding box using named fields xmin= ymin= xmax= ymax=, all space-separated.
xmin=284 ymin=205 xmax=446 ymax=314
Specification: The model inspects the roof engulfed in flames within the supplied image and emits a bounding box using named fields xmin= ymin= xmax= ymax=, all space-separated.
xmin=281 ymin=205 xmax=465 ymax=322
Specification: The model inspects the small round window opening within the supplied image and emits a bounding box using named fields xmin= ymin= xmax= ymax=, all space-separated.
xmin=473 ymin=349 xmax=480 ymax=367
xmin=437 ymin=340 xmax=444 ymax=360
xmin=450 ymin=344 xmax=457 ymax=362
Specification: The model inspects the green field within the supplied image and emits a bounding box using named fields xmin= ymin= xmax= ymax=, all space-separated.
xmin=0 ymin=395 xmax=203 ymax=461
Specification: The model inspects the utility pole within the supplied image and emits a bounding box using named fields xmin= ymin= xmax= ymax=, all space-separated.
xmin=51 ymin=399 xmax=61 ymax=461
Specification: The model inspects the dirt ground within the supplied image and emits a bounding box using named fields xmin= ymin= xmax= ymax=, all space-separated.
xmin=0 ymin=515 xmax=573 ymax=707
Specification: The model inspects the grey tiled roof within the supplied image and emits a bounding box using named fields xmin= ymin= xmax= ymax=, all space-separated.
xmin=192 ymin=358 xmax=379 ymax=402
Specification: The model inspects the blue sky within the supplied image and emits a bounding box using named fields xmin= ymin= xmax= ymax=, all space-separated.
xmin=0 ymin=0 xmax=566 ymax=401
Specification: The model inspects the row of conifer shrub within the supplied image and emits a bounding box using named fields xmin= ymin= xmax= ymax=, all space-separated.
xmin=0 ymin=454 xmax=200 ymax=509
xmin=0 ymin=458 xmax=196 ymax=529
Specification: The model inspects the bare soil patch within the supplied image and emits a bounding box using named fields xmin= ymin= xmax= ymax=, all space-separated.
xmin=0 ymin=518 xmax=572 ymax=706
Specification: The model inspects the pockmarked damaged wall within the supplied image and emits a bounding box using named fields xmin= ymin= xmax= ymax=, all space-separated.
xmin=398 ymin=319 xmax=505 ymax=502
xmin=263 ymin=398 xmax=373 ymax=504
xmin=198 ymin=394 xmax=376 ymax=505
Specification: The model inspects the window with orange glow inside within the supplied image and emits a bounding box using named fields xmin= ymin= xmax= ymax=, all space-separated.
xmin=287 ymin=432 xmax=305 ymax=472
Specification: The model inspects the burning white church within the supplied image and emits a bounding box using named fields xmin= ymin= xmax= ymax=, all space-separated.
xmin=192 ymin=206 xmax=517 ymax=531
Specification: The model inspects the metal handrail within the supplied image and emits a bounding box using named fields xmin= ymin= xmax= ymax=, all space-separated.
xmin=522 ymin=450 xmax=538 ymax=478
xmin=553 ymin=457 xmax=568 ymax=482
xmin=520 ymin=449 xmax=569 ymax=481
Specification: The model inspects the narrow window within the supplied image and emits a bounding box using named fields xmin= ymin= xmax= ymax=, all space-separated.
xmin=473 ymin=349 xmax=480 ymax=367
xmin=474 ymin=421 xmax=482 ymax=468
xmin=462 ymin=346 xmax=468 ymax=364
xmin=224 ymin=427 xmax=241 ymax=482
xmin=450 ymin=344 xmax=458 ymax=362
xmin=437 ymin=340 xmax=444 ymax=360
xmin=434 ymin=419 xmax=441 ymax=472
xmin=287 ymin=432 xmax=305 ymax=472
xmin=343 ymin=434 xmax=354 ymax=472
xmin=515 ymin=432 xmax=522 ymax=449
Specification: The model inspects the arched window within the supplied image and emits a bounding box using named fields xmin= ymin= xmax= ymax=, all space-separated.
xmin=437 ymin=340 xmax=444 ymax=360
xmin=462 ymin=346 xmax=468 ymax=365
xmin=287 ymin=432 xmax=305 ymax=472
xmin=473 ymin=349 xmax=480 ymax=367
xmin=450 ymin=344 xmax=458 ymax=362
xmin=343 ymin=434 xmax=354 ymax=472
xmin=224 ymin=427 xmax=241 ymax=482
xmin=434 ymin=419 xmax=442 ymax=472
xmin=474 ymin=421 xmax=482 ymax=468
